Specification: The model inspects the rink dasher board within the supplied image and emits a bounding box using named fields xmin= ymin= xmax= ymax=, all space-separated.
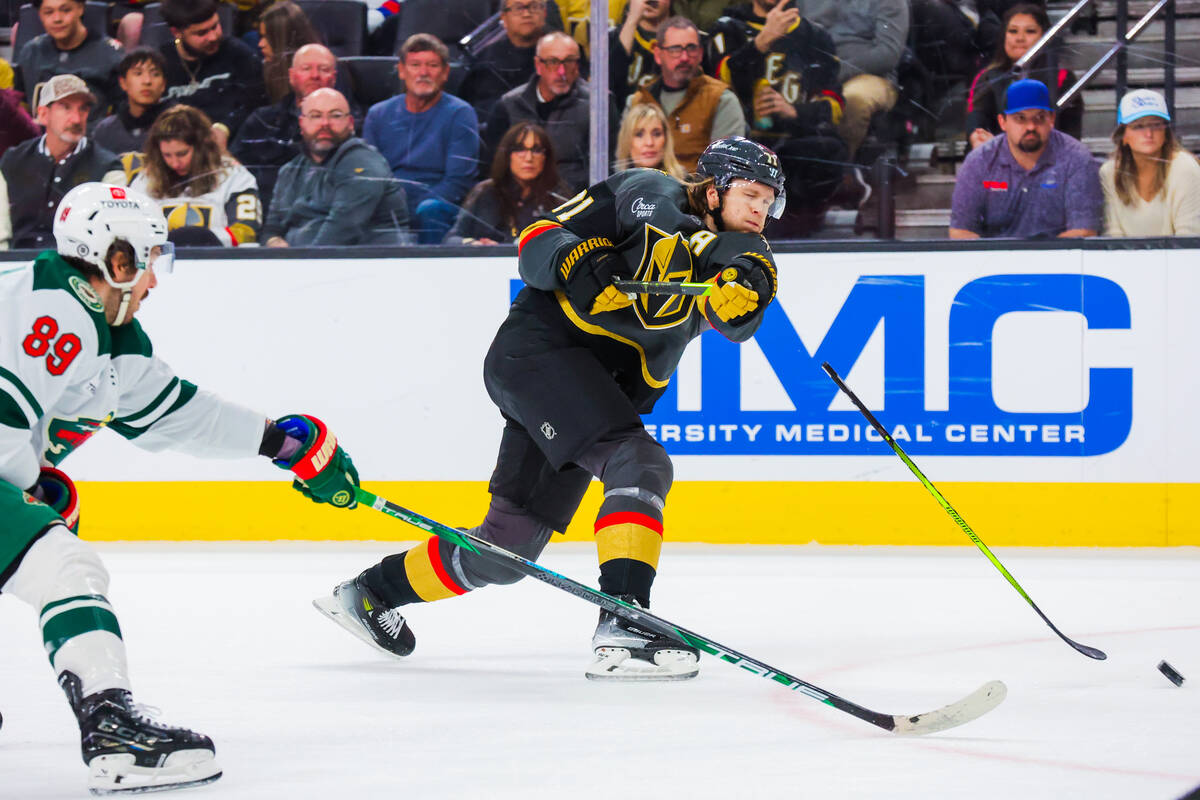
xmin=46 ymin=249 xmax=1200 ymax=546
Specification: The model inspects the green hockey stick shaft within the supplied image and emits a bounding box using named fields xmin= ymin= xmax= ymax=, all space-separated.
xmin=612 ymin=279 xmax=713 ymax=296
xmin=354 ymin=486 xmax=1006 ymax=735
xmin=820 ymin=362 xmax=1106 ymax=661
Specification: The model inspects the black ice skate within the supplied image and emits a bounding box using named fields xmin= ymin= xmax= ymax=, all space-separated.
xmin=312 ymin=574 xmax=415 ymax=658
xmin=59 ymin=671 xmax=221 ymax=795
xmin=586 ymin=595 xmax=700 ymax=681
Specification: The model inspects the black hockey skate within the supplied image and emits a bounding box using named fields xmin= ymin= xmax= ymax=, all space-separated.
xmin=59 ymin=671 xmax=221 ymax=795
xmin=586 ymin=595 xmax=700 ymax=681
xmin=312 ymin=573 xmax=415 ymax=658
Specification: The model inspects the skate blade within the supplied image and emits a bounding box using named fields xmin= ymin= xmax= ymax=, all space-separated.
xmin=88 ymin=751 xmax=221 ymax=795
xmin=585 ymin=647 xmax=699 ymax=682
xmin=312 ymin=595 xmax=409 ymax=660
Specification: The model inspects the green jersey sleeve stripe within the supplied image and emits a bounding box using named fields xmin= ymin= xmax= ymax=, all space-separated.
xmin=109 ymin=381 xmax=198 ymax=441
xmin=114 ymin=377 xmax=180 ymax=425
xmin=0 ymin=365 xmax=44 ymax=419
xmin=0 ymin=389 xmax=32 ymax=429
xmin=40 ymin=593 xmax=111 ymax=618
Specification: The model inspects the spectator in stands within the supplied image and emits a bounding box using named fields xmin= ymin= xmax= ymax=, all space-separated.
xmin=258 ymin=1 xmax=321 ymax=103
xmin=0 ymin=87 xmax=40 ymax=159
xmin=159 ymin=0 xmax=267 ymax=144
xmin=950 ymin=79 xmax=1101 ymax=239
xmin=613 ymin=102 xmax=686 ymax=178
xmin=1101 ymin=89 xmax=1200 ymax=237
xmin=364 ymin=33 xmax=479 ymax=243
xmin=610 ymin=0 xmax=671 ymax=108
xmin=15 ymin=0 xmax=123 ymax=126
xmin=460 ymin=0 xmax=549 ymax=124
xmin=966 ymin=4 xmax=1083 ymax=151
xmin=233 ymin=44 xmax=359 ymax=216
xmin=0 ymin=75 xmax=123 ymax=250
xmin=131 ymin=104 xmax=263 ymax=246
xmin=92 ymin=47 xmax=170 ymax=157
xmin=264 ymin=87 xmax=411 ymax=246
xmin=445 ymin=121 xmax=569 ymax=244
xmin=909 ymin=0 xmax=985 ymax=95
xmin=484 ymin=32 xmax=613 ymax=193
xmin=675 ymin=0 xmax=730 ymax=31
xmin=709 ymin=0 xmax=847 ymax=234
xmin=796 ymin=0 xmax=909 ymax=160
xmin=626 ymin=17 xmax=745 ymax=171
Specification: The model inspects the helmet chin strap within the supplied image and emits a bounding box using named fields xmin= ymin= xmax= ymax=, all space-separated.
xmin=112 ymin=289 xmax=133 ymax=326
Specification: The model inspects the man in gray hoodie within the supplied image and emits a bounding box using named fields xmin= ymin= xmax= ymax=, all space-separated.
xmin=264 ymin=88 xmax=412 ymax=247
xmin=786 ymin=0 xmax=909 ymax=157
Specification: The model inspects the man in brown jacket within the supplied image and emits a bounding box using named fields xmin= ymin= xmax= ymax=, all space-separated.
xmin=625 ymin=16 xmax=745 ymax=171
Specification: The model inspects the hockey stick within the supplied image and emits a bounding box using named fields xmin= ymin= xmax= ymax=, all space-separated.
xmin=820 ymin=362 xmax=1107 ymax=661
xmin=612 ymin=279 xmax=713 ymax=296
xmin=354 ymin=486 xmax=1007 ymax=735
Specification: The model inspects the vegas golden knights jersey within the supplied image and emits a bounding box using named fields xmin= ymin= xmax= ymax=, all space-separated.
xmin=514 ymin=168 xmax=777 ymax=411
xmin=130 ymin=159 xmax=262 ymax=246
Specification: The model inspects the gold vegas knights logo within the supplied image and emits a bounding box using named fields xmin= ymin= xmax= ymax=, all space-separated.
xmin=631 ymin=224 xmax=694 ymax=329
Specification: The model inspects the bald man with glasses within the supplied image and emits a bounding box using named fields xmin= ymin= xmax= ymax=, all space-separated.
xmin=460 ymin=0 xmax=551 ymax=124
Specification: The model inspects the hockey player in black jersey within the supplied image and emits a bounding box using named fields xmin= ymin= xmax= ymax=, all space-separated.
xmin=709 ymin=0 xmax=849 ymax=234
xmin=316 ymin=137 xmax=782 ymax=681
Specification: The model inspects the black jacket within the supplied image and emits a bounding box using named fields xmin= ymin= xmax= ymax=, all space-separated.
xmin=0 ymin=136 xmax=121 ymax=249
xmin=160 ymin=38 xmax=267 ymax=137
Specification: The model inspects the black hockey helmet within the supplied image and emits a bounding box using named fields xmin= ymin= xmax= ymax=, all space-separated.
xmin=696 ymin=136 xmax=786 ymax=218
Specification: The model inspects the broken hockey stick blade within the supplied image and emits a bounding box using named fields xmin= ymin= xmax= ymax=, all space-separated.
xmin=821 ymin=361 xmax=1107 ymax=661
xmin=355 ymin=486 xmax=1006 ymax=735
xmin=612 ymin=279 xmax=713 ymax=296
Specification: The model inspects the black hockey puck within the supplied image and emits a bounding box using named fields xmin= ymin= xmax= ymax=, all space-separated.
xmin=1158 ymin=660 xmax=1185 ymax=687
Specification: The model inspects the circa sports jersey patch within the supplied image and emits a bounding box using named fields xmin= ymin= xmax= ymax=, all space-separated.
xmin=68 ymin=274 xmax=105 ymax=313
xmin=631 ymin=197 xmax=657 ymax=218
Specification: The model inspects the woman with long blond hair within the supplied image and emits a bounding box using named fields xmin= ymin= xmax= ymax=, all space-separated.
xmin=133 ymin=105 xmax=263 ymax=246
xmin=1101 ymin=89 xmax=1200 ymax=236
xmin=614 ymin=104 xmax=687 ymax=180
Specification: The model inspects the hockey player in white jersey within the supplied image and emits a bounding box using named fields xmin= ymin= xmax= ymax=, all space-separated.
xmin=0 ymin=183 xmax=360 ymax=794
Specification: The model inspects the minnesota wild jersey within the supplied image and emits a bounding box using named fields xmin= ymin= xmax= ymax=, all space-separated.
xmin=130 ymin=159 xmax=262 ymax=246
xmin=514 ymin=168 xmax=777 ymax=411
xmin=0 ymin=252 xmax=265 ymax=492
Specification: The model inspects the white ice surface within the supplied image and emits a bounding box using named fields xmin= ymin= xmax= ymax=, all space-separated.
xmin=1 ymin=543 xmax=1198 ymax=800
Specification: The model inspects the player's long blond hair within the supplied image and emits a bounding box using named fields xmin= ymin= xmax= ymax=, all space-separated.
xmin=141 ymin=105 xmax=227 ymax=199
xmin=614 ymin=104 xmax=687 ymax=180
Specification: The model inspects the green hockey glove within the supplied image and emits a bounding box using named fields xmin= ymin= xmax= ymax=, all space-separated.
xmin=271 ymin=414 xmax=359 ymax=509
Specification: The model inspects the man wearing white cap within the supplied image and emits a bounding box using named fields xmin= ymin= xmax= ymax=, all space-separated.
xmin=0 ymin=74 xmax=124 ymax=250
xmin=1100 ymin=88 xmax=1200 ymax=236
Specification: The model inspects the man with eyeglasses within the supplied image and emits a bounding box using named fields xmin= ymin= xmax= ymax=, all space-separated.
xmin=950 ymin=79 xmax=1101 ymax=239
xmin=157 ymin=0 xmax=265 ymax=142
xmin=708 ymin=0 xmax=848 ymax=235
xmin=264 ymin=88 xmax=410 ymax=247
xmin=484 ymin=31 xmax=617 ymax=193
xmin=460 ymin=0 xmax=550 ymax=124
xmin=609 ymin=0 xmax=672 ymax=108
xmin=626 ymin=16 xmax=746 ymax=171
xmin=232 ymin=44 xmax=362 ymax=217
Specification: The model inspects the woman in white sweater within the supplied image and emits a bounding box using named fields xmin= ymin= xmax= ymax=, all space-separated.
xmin=1101 ymin=89 xmax=1200 ymax=236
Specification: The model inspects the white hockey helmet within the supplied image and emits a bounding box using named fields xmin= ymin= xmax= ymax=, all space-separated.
xmin=53 ymin=183 xmax=175 ymax=286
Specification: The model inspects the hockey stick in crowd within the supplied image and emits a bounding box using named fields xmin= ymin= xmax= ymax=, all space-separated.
xmin=355 ymin=486 xmax=1007 ymax=735
xmin=820 ymin=362 xmax=1107 ymax=661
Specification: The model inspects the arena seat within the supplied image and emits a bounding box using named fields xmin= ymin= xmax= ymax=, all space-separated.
xmin=340 ymin=55 xmax=400 ymax=110
xmin=296 ymin=0 xmax=365 ymax=57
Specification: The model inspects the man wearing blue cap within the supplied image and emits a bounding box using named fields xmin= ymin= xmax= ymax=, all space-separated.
xmin=950 ymin=78 xmax=1101 ymax=239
